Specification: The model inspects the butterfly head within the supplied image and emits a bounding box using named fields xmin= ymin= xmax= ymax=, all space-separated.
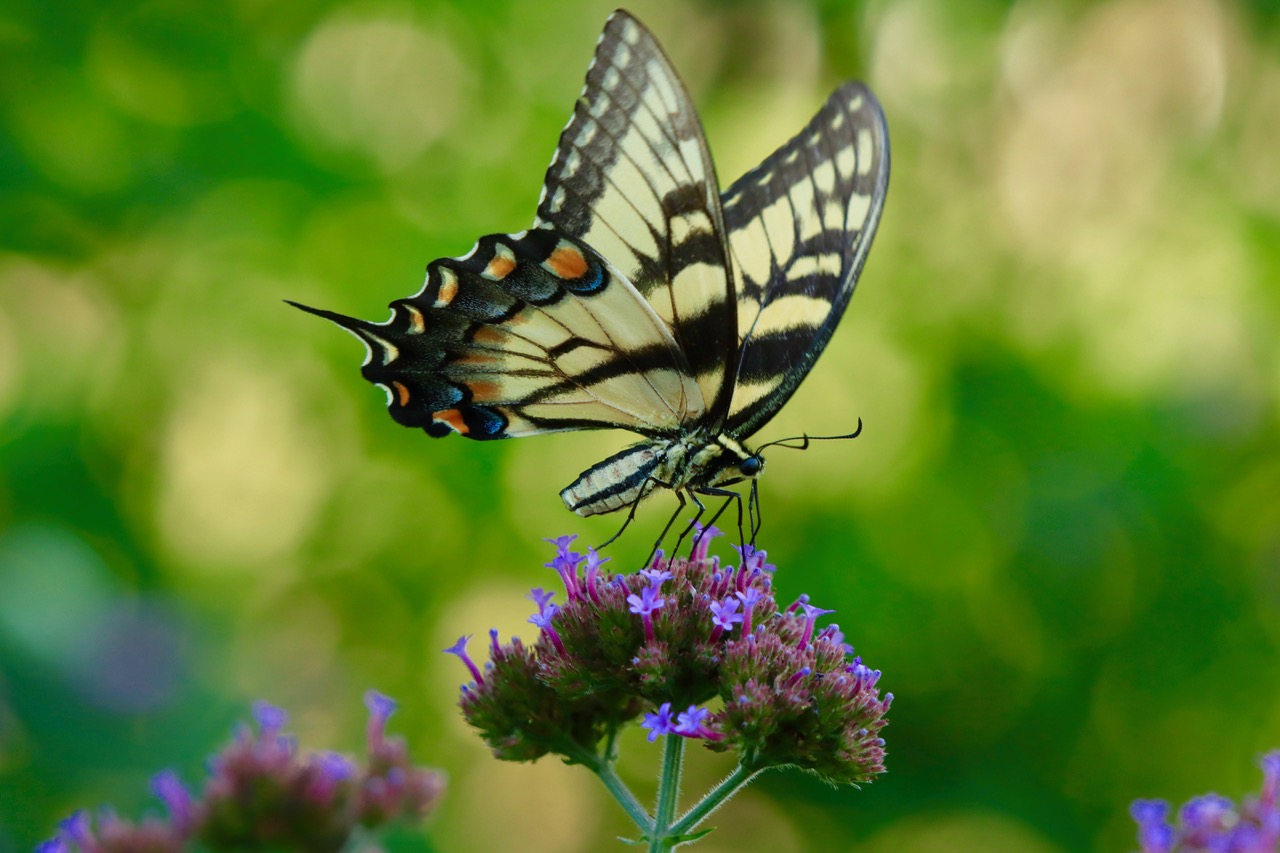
xmin=693 ymin=434 xmax=765 ymax=489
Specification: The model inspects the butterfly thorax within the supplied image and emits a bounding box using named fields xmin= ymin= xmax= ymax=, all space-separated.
xmin=560 ymin=431 xmax=763 ymax=518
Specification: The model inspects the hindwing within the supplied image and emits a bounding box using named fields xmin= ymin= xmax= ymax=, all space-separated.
xmin=721 ymin=82 xmax=889 ymax=440
xmin=534 ymin=10 xmax=737 ymax=425
xmin=291 ymin=229 xmax=703 ymax=439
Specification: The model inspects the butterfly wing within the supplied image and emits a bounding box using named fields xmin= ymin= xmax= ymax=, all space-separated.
xmin=721 ymin=81 xmax=890 ymax=440
xmin=291 ymin=229 xmax=703 ymax=440
xmin=534 ymin=10 xmax=738 ymax=426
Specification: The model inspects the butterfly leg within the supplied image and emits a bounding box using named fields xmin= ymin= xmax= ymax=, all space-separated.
xmin=696 ymin=485 xmax=746 ymax=558
xmin=687 ymin=495 xmax=729 ymax=560
xmin=704 ymin=490 xmax=737 ymax=535
xmin=692 ymin=490 xmax=738 ymax=560
xmin=748 ymin=478 xmax=762 ymax=545
xmin=642 ymin=487 xmax=687 ymax=568
xmin=596 ymin=476 xmax=664 ymax=551
xmin=670 ymin=491 xmax=709 ymax=559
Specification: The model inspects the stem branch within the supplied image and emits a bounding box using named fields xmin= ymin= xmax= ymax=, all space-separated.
xmin=668 ymin=762 xmax=764 ymax=838
xmin=570 ymin=739 xmax=653 ymax=834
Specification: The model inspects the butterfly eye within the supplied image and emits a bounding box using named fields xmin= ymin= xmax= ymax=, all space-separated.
xmin=739 ymin=456 xmax=763 ymax=477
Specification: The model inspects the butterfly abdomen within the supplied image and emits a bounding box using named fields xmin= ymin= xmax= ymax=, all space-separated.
xmin=561 ymin=441 xmax=680 ymax=517
xmin=560 ymin=432 xmax=763 ymax=517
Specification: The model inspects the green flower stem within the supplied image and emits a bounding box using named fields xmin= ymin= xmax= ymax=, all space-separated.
xmin=592 ymin=754 xmax=653 ymax=833
xmin=604 ymin=724 xmax=623 ymax=763
xmin=648 ymin=735 xmax=686 ymax=852
xmin=570 ymin=734 xmax=651 ymax=832
xmin=667 ymin=762 xmax=764 ymax=839
xmin=338 ymin=825 xmax=374 ymax=853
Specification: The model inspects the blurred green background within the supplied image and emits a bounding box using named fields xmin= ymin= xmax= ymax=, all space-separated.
xmin=3 ymin=0 xmax=1279 ymax=849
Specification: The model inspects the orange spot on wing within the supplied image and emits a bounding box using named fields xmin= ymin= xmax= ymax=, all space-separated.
xmin=404 ymin=305 xmax=426 ymax=333
xmin=472 ymin=325 xmax=506 ymax=345
xmin=434 ymin=270 xmax=459 ymax=307
xmin=456 ymin=351 xmax=499 ymax=367
xmin=546 ymin=245 xmax=588 ymax=279
xmin=468 ymin=381 xmax=501 ymax=402
xmin=433 ymin=408 xmax=469 ymax=434
xmin=392 ymin=381 xmax=411 ymax=406
xmin=485 ymin=254 xmax=517 ymax=280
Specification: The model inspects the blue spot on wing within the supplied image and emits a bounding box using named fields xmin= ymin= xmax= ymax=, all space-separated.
xmin=563 ymin=258 xmax=606 ymax=296
xmin=465 ymin=406 xmax=508 ymax=439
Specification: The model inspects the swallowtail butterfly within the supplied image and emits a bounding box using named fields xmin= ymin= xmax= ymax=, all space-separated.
xmin=293 ymin=10 xmax=889 ymax=538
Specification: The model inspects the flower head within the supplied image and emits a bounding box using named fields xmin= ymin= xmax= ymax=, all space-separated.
xmin=444 ymin=634 xmax=484 ymax=685
xmin=529 ymin=603 xmax=566 ymax=654
xmin=364 ymin=689 xmax=398 ymax=751
xmin=690 ymin=522 xmax=723 ymax=562
xmin=452 ymin=532 xmax=891 ymax=787
xmin=795 ymin=602 xmax=836 ymax=649
xmin=710 ymin=597 xmax=743 ymax=631
xmin=1262 ymin=751 xmax=1280 ymax=808
xmin=57 ymin=811 xmax=93 ymax=849
xmin=151 ymin=770 xmax=194 ymax=831
xmin=736 ymin=586 xmax=764 ymax=634
xmin=708 ymin=596 xmax=743 ymax=644
xmin=583 ymin=549 xmax=609 ymax=601
xmin=40 ymin=696 xmax=443 ymax=852
xmin=543 ymin=534 xmax=578 ymax=552
xmin=642 ymin=703 xmax=676 ymax=742
xmin=1132 ymin=751 xmax=1280 ymax=852
xmin=251 ymin=701 xmax=288 ymax=739
xmin=638 ymin=568 xmax=673 ymax=586
xmin=673 ymin=705 xmax=722 ymax=741
xmin=733 ymin=543 xmax=776 ymax=575
xmin=528 ymin=587 xmax=555 ymax=613
xmin=545 ymin=535 xmax=585 ymax=600
xmin=1132 ymin=799 xmax=1175 ymax=853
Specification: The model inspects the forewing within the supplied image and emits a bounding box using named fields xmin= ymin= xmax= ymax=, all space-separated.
xmin=291 ymin=229 xmax=704 ymax=440
xmin=534 ymin=10 xmax=737 ymax=425
xmin=721 ymin=82 xmax=890 ymax=439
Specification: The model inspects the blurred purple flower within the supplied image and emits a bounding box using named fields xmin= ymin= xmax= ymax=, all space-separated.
xmin=38 ymin=694 xmax=444 ymax=852
xmin=1133 ymin=751 xmax=1280 ymax=852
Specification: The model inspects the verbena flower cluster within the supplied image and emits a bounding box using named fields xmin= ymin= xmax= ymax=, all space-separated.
xmin=1133 ymin=751 xmax=1280 ymax=852
xmin=38 ymin=691 xmax=444 ymax=853
xmin=446 ymin=526 xmax=892 ymax=785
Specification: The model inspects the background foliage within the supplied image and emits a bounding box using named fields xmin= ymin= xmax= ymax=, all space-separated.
xmin=3 ymin=0 xmax=1279 ymax=850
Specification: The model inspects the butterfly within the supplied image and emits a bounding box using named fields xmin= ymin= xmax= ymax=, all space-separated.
xmin=292 ymin=9 xmax=889 ymax=543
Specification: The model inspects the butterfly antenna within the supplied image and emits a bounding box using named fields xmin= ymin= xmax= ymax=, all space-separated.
xmin=755 ymin=417 xmax=864 ymax=453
